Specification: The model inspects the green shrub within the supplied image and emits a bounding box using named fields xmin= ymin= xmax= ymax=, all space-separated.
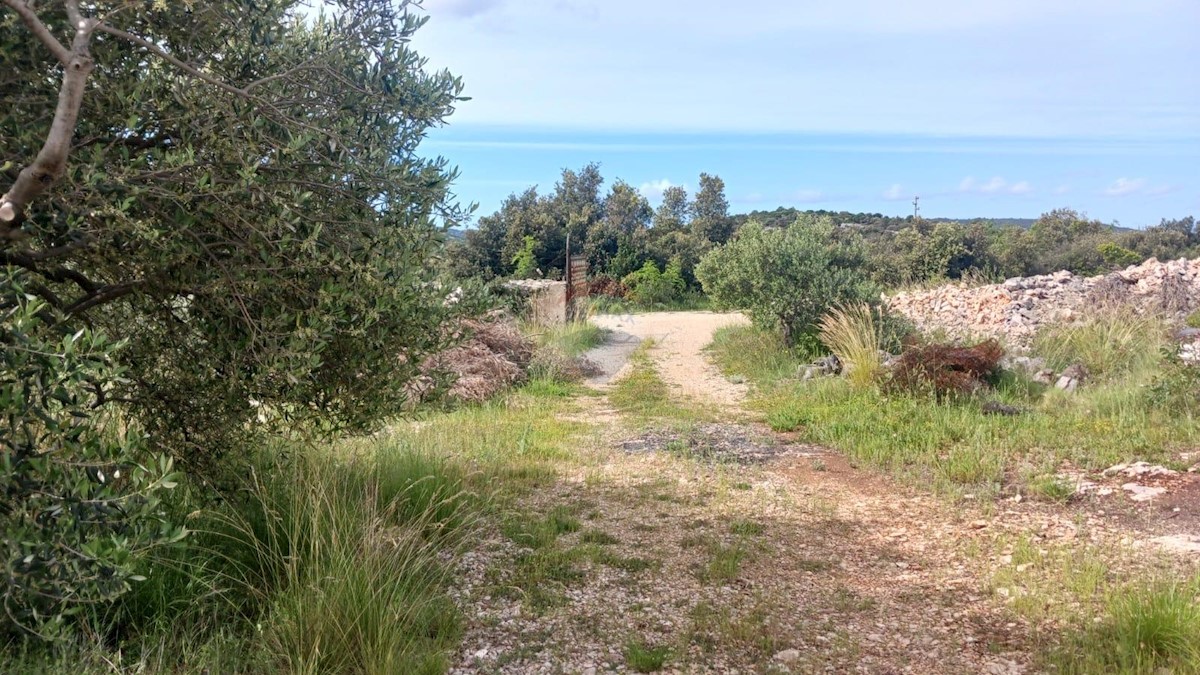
xmin=1 ymin=278 xmax=185 ymax=640
xmin=696 ymin=216 xmax=878 ymax=345
xmin=622 ymin=259 xmax=686 ymax=306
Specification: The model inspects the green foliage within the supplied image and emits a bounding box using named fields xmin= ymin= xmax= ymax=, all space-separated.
xmin=696 ymin=217 xmax=878 ymax=344
xmin=1 ymin=275 xmax=184 ymax=640
xmin=2 ymin=0 xmax=466 ymax=468
xmin=1099 ymin=241 xmax=1142 ymax=267
xmin=511 ymin=235 xmax=540 ymax=279
xmin=622 ymin=259 xmax=686 ymax=306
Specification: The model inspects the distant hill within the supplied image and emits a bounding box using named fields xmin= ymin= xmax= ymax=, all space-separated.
xmin=731 ymin=208 xmax=1132 ymax=233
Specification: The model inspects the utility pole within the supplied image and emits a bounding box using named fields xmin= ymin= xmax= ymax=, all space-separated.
xmin=912 ymin=196 xmax=921 ymax=220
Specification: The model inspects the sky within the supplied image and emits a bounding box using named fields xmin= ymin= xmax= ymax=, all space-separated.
xmin=411 ymin=0 xmax=1199 ymax=227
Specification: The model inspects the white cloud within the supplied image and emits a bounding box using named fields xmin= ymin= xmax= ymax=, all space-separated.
xmin=882 ymin=183 xmax=905 ymax=200
xmin=959 ymin=176 xmax=1033 ymax=195
xmin=1104 ymin=177 xmax=1148 ymax=196
xmin=639 ymin=178 xmax=679 ymax=201
xmin=1054 ymin=184 xmax=1071 ymax=195
xmin=1101 ymin=177 xmax=1178 ymax=197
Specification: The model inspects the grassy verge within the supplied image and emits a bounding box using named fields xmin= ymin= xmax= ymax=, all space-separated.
xmin=709 ymin=324 xmax=1199 ymax=497
xmin=7 ymin=386 xmax=588 ymax=674
xmin=531 ymin=320 xmax=608 ymax=357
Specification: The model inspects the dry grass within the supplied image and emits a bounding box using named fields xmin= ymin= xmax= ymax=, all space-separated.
xmin=818 ymin=304 xmax=883 ymax=389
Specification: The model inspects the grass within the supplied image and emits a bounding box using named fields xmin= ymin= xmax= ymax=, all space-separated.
xmin=609 ymin=341 xmax=710 ymax=422
xmin=625 ymin=638 xmax=672 ymax=672
xmin=710 ymin=324 xmax=1200 ymax=496
xmin=707 ymin=324 xmax=810 ymax=386
xmin=1054 ymin=578 xmax=1200 ymax=674
xmin=9 ymin=384 xmax=589 ymax=673
xmin=1031 ymin=309 xmax=1171 ymax=381
xmin=533 ymin=320 xmax=608 ymax=357
xmin=818 ymin=303 xmax=883 ymax=389
xmin=698 ymin=541 xmax=750 ymax=584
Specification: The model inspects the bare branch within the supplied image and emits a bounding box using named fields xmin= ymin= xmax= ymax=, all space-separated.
xmin=0 ymin=4 xmax=97 ymax=235
xmin=1 ymin=0 xmax=71 ymax=64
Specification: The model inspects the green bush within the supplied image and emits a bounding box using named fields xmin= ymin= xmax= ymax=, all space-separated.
xmin=696 ymin=216 xmax=878 ymax=344
xmin=622 ymin=259 xmax=686 ymax=306
xmin=1 ymin=276 xmax=184 ymax=640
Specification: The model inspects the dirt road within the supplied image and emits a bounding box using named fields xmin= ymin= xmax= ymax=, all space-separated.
xmin=452 ymin=312 xmax=1189 ymax=674
xmin=587 ymin=311 xmax=750 ymax=406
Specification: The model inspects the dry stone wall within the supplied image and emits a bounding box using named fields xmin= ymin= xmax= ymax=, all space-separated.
xmin=886 ymin=257 xmax=1200 ymax=348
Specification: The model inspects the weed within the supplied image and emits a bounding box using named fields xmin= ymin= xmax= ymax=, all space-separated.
xmin=728 ymin=519 xmax=764 ymax=537
xmin=625 ymin=638 xmax=671 ymax=672
xmin=1027 ymin=474 xmax=1075 ymax=503
xmin=1055 ymin=578 xmax=1200 ymax=674
xmin=699 ymin=542 xmax=749 ymax=583
xmin=579 ymin=529 xmax=619 ymax=545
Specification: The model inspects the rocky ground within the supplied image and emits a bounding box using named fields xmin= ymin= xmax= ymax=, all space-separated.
xmin=447 ymin=312 xmax=1200 ymax=674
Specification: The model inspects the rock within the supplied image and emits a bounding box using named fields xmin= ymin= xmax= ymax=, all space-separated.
xmin=1005 ymin=356 xmax=1046 ymax=375
xmin=981 ymin=400 xmax=1022 ymax=416
xmin=1122 ymin=483 xmax=1167 ymax=502
xmin=1104 ymin=462 xmax=1178 ymax=479
xmin=774 ymin=649 xmax=802 ymax=663
xmin=1033 ymin=369 xmax=1056 ymax=385
xmin=1055 ymin=376 xmax=1078 ymax=393
xmin=1059 ymin=363 xmax=1089 ymax=382
xmin=1150 ymin=534 xmax=1200 ymax=554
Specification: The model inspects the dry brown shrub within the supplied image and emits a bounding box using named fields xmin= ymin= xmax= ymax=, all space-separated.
xmin=588 ymin=275 xmax=629 ymax=299
xmin=416 ymin=314 xmax=535 ymax=404
xmin=885 ymin=339 xmax=1005 ymax=398
xmin=1085 ymin=274 xmax=1134 ymax=312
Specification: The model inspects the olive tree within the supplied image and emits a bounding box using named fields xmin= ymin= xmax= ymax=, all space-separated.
xmin=1 ymin=0 xmax=468 ymax=465
xmin=696 ymin=216 xmax=878 ymax=344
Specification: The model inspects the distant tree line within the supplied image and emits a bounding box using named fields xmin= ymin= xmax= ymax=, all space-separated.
xmin=453 ymin=164 xmax=1198 ymax=291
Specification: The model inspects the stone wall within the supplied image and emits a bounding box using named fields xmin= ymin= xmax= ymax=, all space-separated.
xmin=505 ymin=279 xmax=567 ymax=325
xmin=886 ymin=257 xmax=1200 ymax=348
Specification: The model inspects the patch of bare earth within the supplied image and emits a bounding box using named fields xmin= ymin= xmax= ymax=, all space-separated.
xmin=451 ymin=312 xmax=1199 ymax=674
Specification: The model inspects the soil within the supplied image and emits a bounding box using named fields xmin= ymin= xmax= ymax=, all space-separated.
xmin=452 ymin=312 xmax=1200 ymax=674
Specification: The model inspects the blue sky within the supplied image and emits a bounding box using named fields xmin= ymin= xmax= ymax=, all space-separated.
xmin=412 ymin=0 xmax=1199 ymax=227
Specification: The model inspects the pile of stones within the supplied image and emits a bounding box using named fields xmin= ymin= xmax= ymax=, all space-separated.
xmin=887 ymin=257 xmax=1200 ymax=348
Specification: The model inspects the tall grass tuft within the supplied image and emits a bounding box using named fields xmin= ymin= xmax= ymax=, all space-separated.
xmin=818 ymin=304 xmax=882 ymax=390
xmin=1058 ymin=578 xmax=1200 ymax=674
xmin=1032 ymin=309 xmax=1170 ymax=381
xmin=202 ymin=447 xmax=475 ymax=674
